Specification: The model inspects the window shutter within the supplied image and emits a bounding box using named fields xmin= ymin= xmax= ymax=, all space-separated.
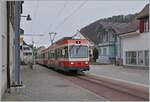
xmin=139 ymin=20 xmax=144 ymax=33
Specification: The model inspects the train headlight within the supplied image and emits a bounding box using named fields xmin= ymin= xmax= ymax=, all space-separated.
xmin=71 ymin=62 xmax=74 ymax=64
xmin=85 ymin=61 xmax=88 ymax=64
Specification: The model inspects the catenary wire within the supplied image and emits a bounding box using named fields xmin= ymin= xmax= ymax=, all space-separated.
xmin=42 ymin=0 xmax=87 ymax=46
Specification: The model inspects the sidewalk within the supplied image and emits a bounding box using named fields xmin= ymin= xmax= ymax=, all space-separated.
xmin=87 ymin=65 xmax=149 ymax=86
xmin=2 ymin=65 xmax=105 ymax=101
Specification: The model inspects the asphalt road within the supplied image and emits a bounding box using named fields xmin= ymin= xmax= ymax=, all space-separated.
xmin=86 ymin=65 xmax=149 ymax=86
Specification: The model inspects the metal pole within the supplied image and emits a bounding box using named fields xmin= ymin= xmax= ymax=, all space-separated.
xmin=6 ymin=1 xmax=11 ymax=91
xmin=32 ymin=39 xmax=34 ymax=65
xmin=14 ymin=2 xmax=21 ymax=85
xmin=49 ymin=32 xmax=57 ymax=45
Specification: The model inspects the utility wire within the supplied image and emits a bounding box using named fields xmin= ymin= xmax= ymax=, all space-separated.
xmin=41 ymin=0 xmax=87 ymax=46
xmin=42 ymin=0 xmax=87 ymax=46
xmin=40 ymin=1 xmax=69 ymax=45
xmin=54 ymin=0 xmax=87 ymax=30
xmin=44 ymin=0 xmax=69 ymax=34
xmin=32 ymin=1 xmax=39 ymax=33
xmin=26 ymin=1 xmax=39 ymax=44
xmin=28 ymin=1 xmax=39 ymax=35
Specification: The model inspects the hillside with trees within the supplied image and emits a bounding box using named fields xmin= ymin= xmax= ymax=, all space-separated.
xmin=99 ymin=13 xmax=138 ymax=23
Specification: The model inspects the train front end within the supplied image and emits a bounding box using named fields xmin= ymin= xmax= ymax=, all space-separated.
xmin=65 ymin=40 xmax=90 ymax=72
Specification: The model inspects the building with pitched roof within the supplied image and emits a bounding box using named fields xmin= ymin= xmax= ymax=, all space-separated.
xmin=80 ymin=20 xmax=129 ymax=64
xmin=119 ymin=4 xmax=149 ymax=68
xmin=20 ymin=40 xmax=33 ymax=64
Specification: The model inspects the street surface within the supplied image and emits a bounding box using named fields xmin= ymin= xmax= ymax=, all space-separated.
xmin=2 ymin=64 xmax=149 ymax=101
xmin=87 ymin=65 xmax=149 ymax=85
xmin=2 ymin=65 xmax=105 ymax=101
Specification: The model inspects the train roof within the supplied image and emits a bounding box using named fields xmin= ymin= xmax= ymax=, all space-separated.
xmin=54 ymin=37 xmax=73 ymax=44
xmin=41 ymin=37 xmax=88 ymax=52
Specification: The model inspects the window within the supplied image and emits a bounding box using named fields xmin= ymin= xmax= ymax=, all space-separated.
xmin=145 ymin=50 xmax=149 ymax=66
xmin=126 ymin=51 xmax=136 ymax=64
xmin=138 ymin=51 xmax=144 ymax=65
xmin=99 ymin=48 xmax=101 ymax=56
xmin=103 ymin=34 xmax=107 ymax=42
xmin=23 ymin=47 xmax=30 ymax=50
xmin=69 ymin=45 xmax=88 ymax=58
xmin=48 ymin=51 xmax=50 ymax=59
xmin=64 ymin=46 xmax=68 ymax=58
xmin=144 ymin=18 xmax=149 ymax=32
xmin=42 ymin=53 xmax=45 ymax=58
xmin=140 ymin=18 xmax=149 ymax=33
xmin=103 ymin=48 xmax=107 ymax=56
xmin=126 ymin=50 xmax=149 ymax=66
xmin=23 ymin=52 xmax=32 ymax=56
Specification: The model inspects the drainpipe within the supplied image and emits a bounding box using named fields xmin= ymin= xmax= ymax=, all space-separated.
xmin=14 ymin=1 xmax=21 ymax=85
xmin=6 ymin=1 xmax=11 ymax=92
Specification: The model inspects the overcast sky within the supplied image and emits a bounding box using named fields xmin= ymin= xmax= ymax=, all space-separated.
xmin=20 ymin=0 xmax=148 ymax=47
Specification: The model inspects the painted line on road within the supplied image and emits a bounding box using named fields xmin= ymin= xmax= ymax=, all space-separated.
xmin=88 ymin=73 xmax=149 ymax=88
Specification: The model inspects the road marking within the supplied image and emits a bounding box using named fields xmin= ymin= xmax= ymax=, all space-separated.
xmin=88 ymin=73 xmax=149 ymax=88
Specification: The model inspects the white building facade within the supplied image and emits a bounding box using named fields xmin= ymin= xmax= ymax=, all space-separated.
xmin=0 ymin=1 xmax=23 ymax=97
xmin=0 ymin=1 xmax=8 ymax=96
xmin=119 ymin=4 xmax=149 ymax=68
xmin=20 ymin=41 xmax=33 ymax=64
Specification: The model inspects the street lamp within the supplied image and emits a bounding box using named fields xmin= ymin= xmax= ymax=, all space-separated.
xmin=13 ymin=13 xmax=32 ymax=87
xmin=49 ymin=32 xmax=57 ymax=44
xmin=21 ymin=14 xmax=32 ymax=21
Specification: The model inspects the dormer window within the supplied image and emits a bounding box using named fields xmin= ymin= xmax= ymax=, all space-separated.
xmin=139 ymin=18 xmax=149 ymax=33
xmin=144 ymin=18 xmax=149 ymax=32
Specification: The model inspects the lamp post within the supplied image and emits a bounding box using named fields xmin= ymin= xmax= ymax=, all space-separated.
xmin=21 ymin=14 xmax=32 ymax=21
xmin=13 ymin=13 xmax=32 ymax=87
xmin=49 ymin=32 xmax=57 ymax=45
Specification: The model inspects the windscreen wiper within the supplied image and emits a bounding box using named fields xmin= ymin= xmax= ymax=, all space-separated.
xmin=76 ymin=45 xmax=82 ymax=53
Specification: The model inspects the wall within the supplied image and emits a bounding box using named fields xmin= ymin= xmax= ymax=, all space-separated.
xmin=0 ymin=1 xmax=16 ymax=97
xmin=9 ymin=22 xmax=15 ymax=80
xmin=122 ymin=32 xmax=149 ymax=65
xmin=0 ymin=1 xmax=7 ymax=97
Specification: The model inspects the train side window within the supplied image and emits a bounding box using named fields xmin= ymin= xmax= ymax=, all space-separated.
xmin=59 ymin=48 xmax=62 ymax=58
xmin=64 ymin=46 xmax=68 ymax=58
xmin=48 ymin=51 xmax=50 ymax=59
xmin=55 ymin=49 xmax=58 ymax=59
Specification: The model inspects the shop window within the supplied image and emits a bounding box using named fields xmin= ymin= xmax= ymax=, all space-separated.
xmin=145 ymin=50 xmax=149 ymax=66
xmin=126 ymin=51 xmax=136 ymax=65
xmin=138 ymin=51 xmax=144 ymax=65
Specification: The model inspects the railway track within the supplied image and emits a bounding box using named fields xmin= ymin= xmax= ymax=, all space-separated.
xmin=43 ymin=65 xmax=149 ymax=101
xmin=76 ymin=74 xmax=149 ymax=101
xmin=61 ymin=75 xmax=149 ymax=101
xmin=57 ymin=72 xmax=149 ymax=101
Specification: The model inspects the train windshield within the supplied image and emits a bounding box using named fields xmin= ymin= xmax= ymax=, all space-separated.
xmin=69 ymin=45 xmax=88 ymax=58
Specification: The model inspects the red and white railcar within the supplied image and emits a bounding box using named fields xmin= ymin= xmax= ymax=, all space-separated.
xmin=36 ymin=37 xmax=90 ymax=72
